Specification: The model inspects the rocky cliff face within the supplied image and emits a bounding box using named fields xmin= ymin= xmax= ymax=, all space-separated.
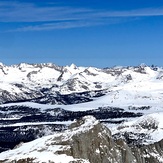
xmin=66 ymin=118 xmax=136 ymax=163
xmin=0 ymin=116 xmax=162 ymax=163
xmin=132 ymin=139 xmax=163 ymax=163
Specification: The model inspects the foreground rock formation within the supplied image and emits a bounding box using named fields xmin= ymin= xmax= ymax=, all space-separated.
xmin=0 ymin=116 xmax=163 ymax=163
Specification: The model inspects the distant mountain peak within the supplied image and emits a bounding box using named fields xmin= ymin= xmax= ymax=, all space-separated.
xmin=139 ymin=63 xmax=147 ymax=67
xmin=70 ymin=63 xmax=77 ymax=69
xmin=0 ymin=62 xmax=5 ymax=67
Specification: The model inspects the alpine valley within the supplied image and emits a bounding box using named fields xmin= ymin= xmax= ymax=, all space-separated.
xmin=0 ymin=62 xmax=163 ymax=163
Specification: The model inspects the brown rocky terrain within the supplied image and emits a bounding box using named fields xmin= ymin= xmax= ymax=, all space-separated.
xmin=0 ymin=116 xmax=162 ymax=163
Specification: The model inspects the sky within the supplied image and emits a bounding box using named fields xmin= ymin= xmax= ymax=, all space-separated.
xmin=0 ymin=0 xmax=163 ymax=68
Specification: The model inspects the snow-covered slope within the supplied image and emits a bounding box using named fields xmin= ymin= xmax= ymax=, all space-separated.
xmin=112 ymin=112 xmax=163 ymax=145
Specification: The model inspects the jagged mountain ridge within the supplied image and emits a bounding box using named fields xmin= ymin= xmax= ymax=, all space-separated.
xmin=0 ymin=62 xmax=162 ymax=104
xmin=0 ymin=116 xmax=163 ymax=163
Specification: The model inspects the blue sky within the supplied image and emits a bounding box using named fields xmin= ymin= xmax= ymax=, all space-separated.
xmin=0 ymin=0 xmax=163 ymax=67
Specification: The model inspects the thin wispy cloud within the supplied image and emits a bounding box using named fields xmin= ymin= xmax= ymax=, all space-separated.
xmin=11 ymin=21 xmax=100 ymax=32
xmin=0 ymin=2 xmax=92 ymax=22
xmin=98 ymin=8 xmax=163 ymax=17
xmin=1 ymin=1 xmax=163 ymax=31
xmin=9 ymin=18 xmax=127 ymax=32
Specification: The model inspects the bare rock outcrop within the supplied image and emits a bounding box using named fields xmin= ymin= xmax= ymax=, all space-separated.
xmin=0 ymin=116 xmax=163 ymax=163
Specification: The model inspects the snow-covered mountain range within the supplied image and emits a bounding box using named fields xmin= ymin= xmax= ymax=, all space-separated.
xmin=0 ymin=62 xmax=163 ymax=162
xmin=0 ymin=62 xmax=162 ymax=104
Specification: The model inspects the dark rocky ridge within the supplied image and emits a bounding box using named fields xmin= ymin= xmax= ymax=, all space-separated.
xmin=0 ymin=116 xmax=163 ymax=163
xmin=2 ymin=89 xmax=106 ymax=105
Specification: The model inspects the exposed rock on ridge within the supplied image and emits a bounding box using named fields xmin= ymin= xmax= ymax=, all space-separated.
xmin=0 ymin=116 xmax=162 ymax=163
